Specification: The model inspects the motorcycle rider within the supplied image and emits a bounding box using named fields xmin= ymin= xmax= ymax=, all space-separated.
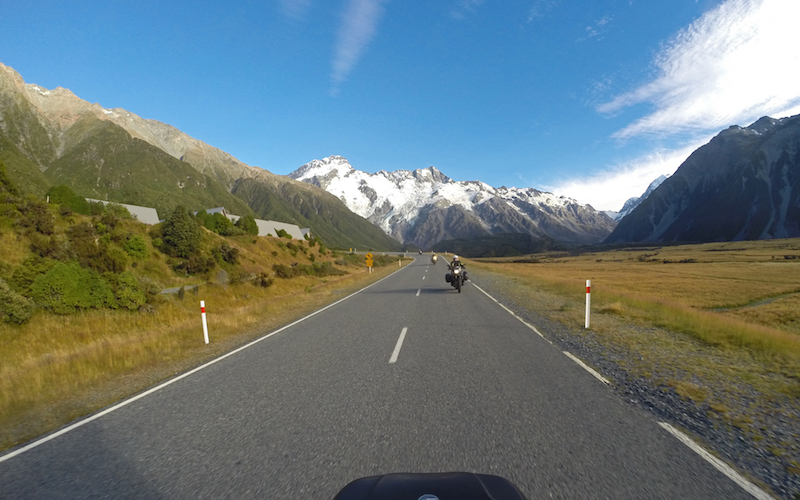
xmin=447 ymin=255 xmax=468 ymax=282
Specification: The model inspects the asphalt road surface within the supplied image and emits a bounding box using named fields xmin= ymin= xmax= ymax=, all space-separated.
xmin=0 ymin=258 xmax=767 ymax=499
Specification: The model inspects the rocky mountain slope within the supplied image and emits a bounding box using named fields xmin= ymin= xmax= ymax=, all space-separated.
xmin=610 ymin=175 xmax=669 ymax=221
xmin=290 ymin=156 xmax=616 ymax=249
xmin=0 ymin=62 xmax=401 ymax=250
xmin=605 ymin=115 xmax=800 ymax=244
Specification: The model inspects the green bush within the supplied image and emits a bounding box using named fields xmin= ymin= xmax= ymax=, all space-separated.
xmin=235 ymin=215 xmax=259 ymax=235
xmin=162 ymin=205 xmax=201 ymax=258
xmin=46 ymin=185 xmax=90 ymax=215
xmin=9 ymin=256 xmax=57 ymax=296
xmin=273 ymin=263 xmax=301 ymax=279
xmin=104 ymin=272 xmax=146 ymax=310
xmin=29 ymin=233 xmax=72 ymax=261
xmin=31 ymin=261 xmax=116 ymax=314
xmin=212 ymin=243 xmax=240 ymax=265
xmin=0 ymin=278 xmax=35 ymax=324
xmin=17 ymin=198 xmax=54 ymax=235
xmin=173 ymin=255 xmax=216 ymax=275
xmin=123 ymin=234 xmax=148 ymax=259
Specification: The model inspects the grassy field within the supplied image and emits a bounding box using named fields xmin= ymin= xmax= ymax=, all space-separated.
xmin=469 ymin=238 xmax=800 ymax=474
xmin=0 ymin=239 xmax=407 ymax=453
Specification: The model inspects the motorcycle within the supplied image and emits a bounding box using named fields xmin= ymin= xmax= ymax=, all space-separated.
xmin=333 ymin=471 xmax=528 ymax=499
xmin=431 ymin=254 xmax=438 ymax=265
xmin=446 ymin=264 xmax=465 ymax=292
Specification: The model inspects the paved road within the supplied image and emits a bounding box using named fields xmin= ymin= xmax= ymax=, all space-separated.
xmin=0 ymin=258 xmax=763 ymax=499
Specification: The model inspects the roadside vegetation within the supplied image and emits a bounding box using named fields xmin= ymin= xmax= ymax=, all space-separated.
xmin=471 ymin=240 xmax=800 ymax=481
xmin=0 ymin=162 xmax=406 ymax=451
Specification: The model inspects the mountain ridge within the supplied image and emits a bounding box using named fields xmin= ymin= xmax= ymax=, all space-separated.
xmin=0 ymin=62 xmax=401 ymax=250
xmin=290 ymin=155 xmax=616 ymax=249
xmin=605 ymin=114 xmax=800 ymax=244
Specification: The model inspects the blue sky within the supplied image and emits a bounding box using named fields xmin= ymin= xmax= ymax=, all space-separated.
xmin=2 ymin=0 xmax=799 ymax=211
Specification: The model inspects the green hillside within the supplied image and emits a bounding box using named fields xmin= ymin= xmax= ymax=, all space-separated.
xmin=45 ymin=116 xmax=254 ymax=218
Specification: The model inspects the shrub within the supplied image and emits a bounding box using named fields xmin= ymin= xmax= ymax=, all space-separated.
xmin=173 ymin=255 xmax=216 ymax=275
xmin=235 ymin=215 xmax=259 ymax=235
xmin=123 ymin=234 xmax=148 ymax=259
xmin=29 ymin=233 xmax=72 ymax=261
xmin=0 ymin=278 xmax=35 ymax=324
xmin=9 ymin=256 xmax=58 ymax=296
xmin=104 ymin=272 xmax=146 ymax=310
xmin=161 ymin=205 xmax=202 ymax=258
xmin=254 ymin=272 xmax=273 ymax=288
xmin=46 ymin=185 xmax=90 ymax=215
xmin=273 ymin=263 xmax=301 ymax=279
xmin=18 ymin=198 xmax=55 ymax=235
xmin=212 ymin=243 xmax=240 ymax=265
xmin=31 ymin=261 xmax=116 ymax=314
xmin=103 ymin=203 xmax=132 ymax=220
xmin=275 ymin=229 xmax=291 ymax=239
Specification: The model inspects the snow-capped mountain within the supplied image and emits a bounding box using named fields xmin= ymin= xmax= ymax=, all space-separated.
xmin=290 ymin=156 xmax=616 ymax=249
xmin=612 ymin=175 xmax=670 ymax=221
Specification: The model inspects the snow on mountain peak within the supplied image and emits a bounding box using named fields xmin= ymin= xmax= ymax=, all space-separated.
xmin=289 ymin=157 xmax=615 ymax=247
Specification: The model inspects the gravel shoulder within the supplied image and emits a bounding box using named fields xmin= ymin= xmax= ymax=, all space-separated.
xmin=469 ymin=266 xmax=800 ymax=500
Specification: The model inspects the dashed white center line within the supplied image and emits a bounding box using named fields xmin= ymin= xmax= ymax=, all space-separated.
xmin=416 ymin=289 xmax=421 ymax=297
xmin=389 ymin=327 xmax=408 ymax=364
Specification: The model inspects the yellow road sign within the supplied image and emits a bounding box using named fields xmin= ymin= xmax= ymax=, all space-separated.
xmin=365 ymin=259 xmax=374 ymax=267
xmin=365 ymin=252 xmax=373 ymax=260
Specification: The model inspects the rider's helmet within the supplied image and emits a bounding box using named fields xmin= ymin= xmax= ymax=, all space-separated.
xmin=453 ymin=255 xmax=459 ymax=261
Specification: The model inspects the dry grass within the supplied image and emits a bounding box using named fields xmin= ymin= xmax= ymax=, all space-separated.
xmin=475 ymin=239 xmax=800 ymax=359
xmin=470 ymin=238 xmax=800 ymax=411
xmin=0 ymin=256 xmax=400 ymax=452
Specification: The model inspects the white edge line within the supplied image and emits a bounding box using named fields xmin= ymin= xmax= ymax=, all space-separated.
xmin=658 ymin=422 xmax=775 ymax=500
xmin=471 ymin=282 xmax=550 ymax=343
xmin=389 ymin=327 xmax=408 ymax=364
xmin=0 ymin=263 xmax=410 ymax=464
xmin=563 ymin=351 xmax=610 ymax=385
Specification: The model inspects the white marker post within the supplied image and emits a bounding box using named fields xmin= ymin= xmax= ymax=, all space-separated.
xmin=200 ymin=300 xmax=209 ymax=344
xmin=585 ymin=280 xmax=591 ymax=329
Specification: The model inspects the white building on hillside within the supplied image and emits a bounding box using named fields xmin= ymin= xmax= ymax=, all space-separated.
xmin=86 ymin=199 xmax=160 ymax=225
xmin=202 ymin=207 xmax=307 ymax=239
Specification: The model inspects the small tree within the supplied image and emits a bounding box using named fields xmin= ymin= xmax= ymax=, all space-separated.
xmin=235 ymin=215 xmax=259 ymax=235
xmin=162 ymin=205 xmax=201 ymax=258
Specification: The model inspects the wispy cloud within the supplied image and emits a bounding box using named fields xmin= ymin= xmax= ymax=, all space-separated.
xmin=578 ymin=15 xmax=612 ymax=41
xmin=599 ymin=0 xmax=800 ymax=139
xmin=330 ymin=0 xmax=388 ymax=95
xmin=545 ymin=140 xmax=708 ymax=211
xmin=526 ymin=0 xmax=559 ymax=23
xmin=280 ymin=0 xmax=311 ymax=21
xmin=450 ymin=0 xmax=486 ymax=20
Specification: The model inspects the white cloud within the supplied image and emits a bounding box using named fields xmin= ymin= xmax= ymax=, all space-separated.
xmin=599 ymin=0 xmax=800 ymax=139
xmin=450 ymin=0 xmax=486 ymax=20
xmin=544 ymin=141 xmax=708 ymax=211
xmin=280 ymin=0 xmax=311 ymax=21
xmin=330 ymin=0 xmax=388 ymax=94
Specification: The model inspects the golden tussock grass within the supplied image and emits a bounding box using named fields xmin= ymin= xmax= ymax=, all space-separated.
xmin=470 ymin=238 xmax=800 ymax=417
